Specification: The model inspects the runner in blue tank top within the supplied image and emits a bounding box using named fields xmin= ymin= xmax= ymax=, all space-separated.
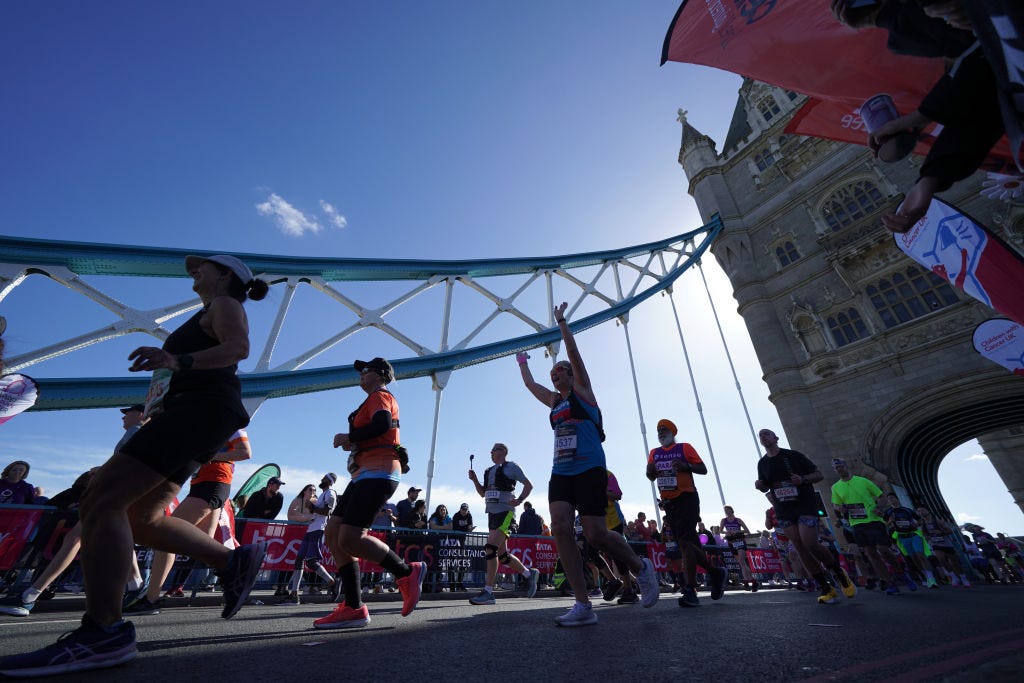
xmin=516 ymin=302 xmax=661 ymax=626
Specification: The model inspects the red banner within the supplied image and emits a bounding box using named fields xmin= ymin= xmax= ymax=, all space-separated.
xmin=662 ymin=0 xmax=941 ymax=117
xmin=973 ymin=319 xmax=1024 ymax=375
xmin=497 ymin=537 xmax=559 ymax=574
xmin=0 ymin=508 xmax=43 ymax=570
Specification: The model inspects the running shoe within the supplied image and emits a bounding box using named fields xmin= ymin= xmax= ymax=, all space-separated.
xmin=885 ymin=583 xmax=901 ymax=596
xmin=617 ymin=591 xmax=639 ymax=605
xmin=678 ymin=587 xmax=700 ymax=608
xmin=837 ymin=569 xmax=857 ymax=599
xmin=0 ymin=592 xmax=34 ymax=617
xmin=0 ymin=614 xmax=136 ymax=677
xmin=817 ymin=586 xmax=839 ymax=605
xmin=220 ymin=541 xmax=269 ymax=619
xmin=526 ymin=569 xmax=540 ymax=599
xmin=601 ymin=578 xmax=623 ymax=602
xmin=555 ymin=602 xmax=597 ymax=627
xmin=397 ymin=561 xmax=426 ymax=616
xmin=122 ymin=578 xmax=150 ymax=611
xmin=276 ymin=592 xmax=300 ymax=606
xmin=903 ymin=574 xmax=918 ymax=592
xmin=926 ymin=578 xmax=939 ymax=589
xmin=469 ymin=589 xmax=495 ymax=605
xmin=122 ymin=597 xmax=162 ymax=616
xmin=751 ymin=580 xmax=760 ymax=593
xmin=313 ymin=604 xmax=370 ymax=630
xmin=637 ymin=558 xmax=660 ymax=608
xmin=37 ymin=587 xmax=56 ymax=601
xmin=709 ymin=567 xmax=727 ymax=601
xmin=587 ymin=587 xmax=602 ymax=597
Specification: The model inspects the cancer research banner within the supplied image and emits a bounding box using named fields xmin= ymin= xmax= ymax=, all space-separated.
xmin=0 ymin=508 xmax=44 ymax=570
xmin=894 ymin=199 xmax=1024 ymax=325
xmin=0 ymin=374 xmax=38 ymax=427
xmin=973 ymin=319 xmax=1024 ymax=376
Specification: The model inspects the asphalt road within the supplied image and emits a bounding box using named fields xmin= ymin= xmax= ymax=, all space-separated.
xmin=1 ymin=584 xmax=1022 ymax=682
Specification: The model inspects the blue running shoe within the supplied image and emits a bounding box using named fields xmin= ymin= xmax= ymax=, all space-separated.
xmin=0 ymin=614 xmax=136 ymax=677
xmin=903 ymin=574 xmax=918 ymax=592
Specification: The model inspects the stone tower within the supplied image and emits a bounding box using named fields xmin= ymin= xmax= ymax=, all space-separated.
xmin=678 ymin=80 xmax=1024 ymax=520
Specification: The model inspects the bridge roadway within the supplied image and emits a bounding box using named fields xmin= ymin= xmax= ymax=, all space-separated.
xmin=1 ymin=584 xmax=1022 ymax=681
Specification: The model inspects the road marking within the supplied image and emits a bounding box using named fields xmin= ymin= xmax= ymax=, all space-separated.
xmin=0 ymin=619 xmax=80 ymax=627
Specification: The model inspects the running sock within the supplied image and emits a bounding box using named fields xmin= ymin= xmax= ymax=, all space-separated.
xmin=126 ymin=577 xmax=143 ymax=591
xmin=22 ymin=587 xmax=41 ymax=603
xmin=521 ymin=569 xmax=531 ymax=578
xmin=289 ymin=569 xmax=302 ymax=593
xmin=483 ymin=585 xmax=494 ymax=594
xmin=378 ymin=550 xmax=411 ymax=578
xmin=339 ymin=561 xmax=362 ymax=609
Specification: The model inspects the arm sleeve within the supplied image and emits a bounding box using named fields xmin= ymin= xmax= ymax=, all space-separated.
xmin=348 ymin=409 xmax=393 ymax=442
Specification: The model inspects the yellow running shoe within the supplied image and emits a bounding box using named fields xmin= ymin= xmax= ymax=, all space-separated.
xmin=817 ymin=586 xmax=839 ymax=605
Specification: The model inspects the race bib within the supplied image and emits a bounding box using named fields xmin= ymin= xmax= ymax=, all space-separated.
xmin=657 ymin=475 xmax=678 ymax=490
xmin=554 ymin=424 xmax=577 ymax=465
xmin=895 ymin=519 xmax=914 ymax=530
xmin=731 ymin=539 xmax=746 ymax=550
xmin=666 ymin=541 xmax=679 ymax=551
xmin=484 ymin=490 xmax=501 ymax=502
xmin=773 ymin=485 xmax=797 ymax=502
xmin=847 ymin=503 xmax=867 ymax=519
xmin=143 ymin=369 xmax=173 ymax=418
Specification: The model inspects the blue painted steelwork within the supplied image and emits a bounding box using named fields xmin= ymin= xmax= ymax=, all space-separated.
xmin=2 ymin=216 xmax=721 ymax=410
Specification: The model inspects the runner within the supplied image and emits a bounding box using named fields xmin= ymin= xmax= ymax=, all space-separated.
xmin=599 ymin=469 xmax=640 ymax=604
xmin=314 ymin=357 xmax=425 ymax=629
xmin=720 ymin=505 xmax=758 ymax=591
xmin=830 ymin=458 xmax=910 ymax=595
xmin=128 ymin=429 xmax=252 ymax=614
xmin=755 ymin=430 xmax=856 ymax=605
xmin=0 ymin=254 xmax=270 ymax=677
xmin=516 ymin=303 xmax=660 ymax=626
xmin=467 ymin=443 xmax=540 ymax=605
xmin=881 ymin=493 xmax=937 ymax=588
xmin=647 ymin=418 xmax=726 ymax=607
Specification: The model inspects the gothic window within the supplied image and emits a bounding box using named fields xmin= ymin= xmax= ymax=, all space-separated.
xmin=775 ymin=241 xmax=801 ymax=266
xmin=821 ymin=180 xmax=886 ymax=231
xmin=866 ymin=266 xmax=959 ymax=328
xmin=758 ymin=95 xmax=781 ymax=123
xmin=827 ymin=308 xmax=869 ymax=347
xmin=755 ymin=148 xmax=776 ymax=171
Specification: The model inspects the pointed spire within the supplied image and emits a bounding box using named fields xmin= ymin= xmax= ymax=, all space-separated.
xmin=677 ymin=108 xmax=711 ymax=150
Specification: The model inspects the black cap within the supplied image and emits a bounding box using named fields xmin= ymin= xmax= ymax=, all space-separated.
xmin=408 ymin=486 xmax=422 ymax=495
xmin=354 ymin=357 xmax=395 ymax=384
xmin=268 ymin=476 xmax=285 ymax=486
xmin=120 ymin=404 xmax=145 ymax=414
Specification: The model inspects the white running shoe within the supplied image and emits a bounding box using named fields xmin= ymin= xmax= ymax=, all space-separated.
xmin=637 ymin=558 xmax=660 ymax=608
xmin=555 ymin=602 xmax=597 ymax=627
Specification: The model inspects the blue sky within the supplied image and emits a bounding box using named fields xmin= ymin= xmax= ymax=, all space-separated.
xmin=2 ymin=1 xmax=1020 ymax=535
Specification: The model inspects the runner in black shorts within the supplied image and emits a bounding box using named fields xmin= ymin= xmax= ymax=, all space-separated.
xmin=0 ymin=254 xmax=271 ymax=677
xmin=467 ymin=444 xmax=539 ymax=605
xmin=517 ymin=303 xmax=660 ymax=627
xmin=315 ymin=356 xmax=425 ymax=629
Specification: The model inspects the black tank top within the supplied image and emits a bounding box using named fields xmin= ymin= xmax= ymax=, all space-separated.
xmin=163 ymin=307 xmax=242 ymax=401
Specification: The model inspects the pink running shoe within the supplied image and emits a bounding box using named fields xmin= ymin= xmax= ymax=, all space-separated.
xmin=313 ymin=604 xmax=370 ymax=630
xmin=397 ymin=562 xmax=426 ymax=616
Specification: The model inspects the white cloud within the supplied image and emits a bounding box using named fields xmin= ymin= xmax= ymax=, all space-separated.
xmin=964 ymin=453 xmax=989 ymax=462
xmin=956 ymin=512 xmax=981 ymax=523
xmin=255 ymin=193 xmax=323 ymax=237
xmin=319 ymin=200 xmax=348 ymax=229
